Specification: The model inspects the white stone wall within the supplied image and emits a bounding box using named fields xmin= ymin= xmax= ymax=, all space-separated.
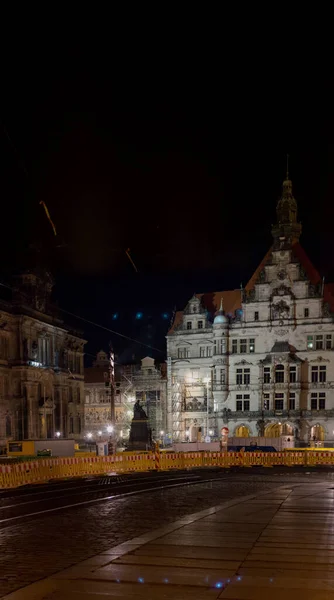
xmin=167 ymin=247 xmax=334 ymax=445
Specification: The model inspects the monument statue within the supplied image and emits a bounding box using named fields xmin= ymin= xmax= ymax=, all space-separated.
xmin=133 ymin=400 xmax=148 ymax=420
xmin=127 ymin=399 xmax=152 ymax=450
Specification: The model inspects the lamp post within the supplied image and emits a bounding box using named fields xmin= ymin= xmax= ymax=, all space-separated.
xmin=204 ymin=376 xmax=210 ymax=438
xmin=109 ymin=347 xmax=115 ymax=454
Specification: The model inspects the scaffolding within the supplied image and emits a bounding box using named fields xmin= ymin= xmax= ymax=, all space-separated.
xmin=117 ymin=363 xmax=167 ymax=440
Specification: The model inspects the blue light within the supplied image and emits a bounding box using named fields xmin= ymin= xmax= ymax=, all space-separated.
xmin=162 ymin=312 xmax=169 ymax=320
xmin=112 ymin=313 xmax=119 ymax=320
xmin=163 ymin=579 xmax=169 ymax=583
xmin=138 ymin=577 xmax=144 ymax=583
xmin=237 ymin=576 xmax=242 ymax=581
xmin=136 ymin=312 xmax=143 ymax=320
xmin=215 ymin=582 xmax=223 ymax=589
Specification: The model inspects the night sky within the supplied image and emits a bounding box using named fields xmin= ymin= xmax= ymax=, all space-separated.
xmin=2 ymin=39 xmax=334 ymax=362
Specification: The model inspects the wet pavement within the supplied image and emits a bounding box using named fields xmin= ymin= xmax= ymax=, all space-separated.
xmin=1 ymin=469 xmax=334 ymax=597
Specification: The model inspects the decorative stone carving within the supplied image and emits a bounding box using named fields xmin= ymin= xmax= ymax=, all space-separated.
xmin=276 ymin=329 xmax=289 ymax=337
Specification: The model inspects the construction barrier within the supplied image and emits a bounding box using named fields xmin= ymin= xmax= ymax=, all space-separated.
xmin=2 ymin=449 xmax=334 ymax=489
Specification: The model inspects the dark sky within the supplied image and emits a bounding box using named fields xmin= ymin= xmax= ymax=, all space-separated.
xmin=2 ymin=37 xmax=334 ymax=361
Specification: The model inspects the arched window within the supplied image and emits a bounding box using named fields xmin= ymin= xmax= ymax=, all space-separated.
xmin=275 ymin=364 xmax=284 ymax=383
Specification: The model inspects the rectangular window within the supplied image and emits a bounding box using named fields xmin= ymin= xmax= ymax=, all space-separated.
xmin=310 ymin=392 xmax=325 ymax=410
xmin=243 ymin=368 xmax=250 ymax=385
xmin=289 ymin=393 xmax=295 ymax=410
xmin=206 ymin=346 xmax=212 ymax=357
xmin=263 ymin=367 xmax=271 ymax=384
xmin=200 ymin=347 xmax=205 ymax=358
xmin=198 ymin=321 xmax=203 ymax=329
xmin=263 ymin=393 xmax=270 ymax=410
xmin=236 ymin=394 xmax=249 ymax=411
xmin=232 ymin=339 xmax=238 ymax=354
xmin=254 ymin=311 xmax=259 ymax=321
xmin=240 ymin=339 xmax=247 ymax=353
xmin=187 ymin=322 xmax=192 ymax=330
xmin=275 ymin=365 xmax=285 ymax=383
xmin=249 ymin=339 xmax=255 ymax=353
xmin=316 ymin=335 xmax=323 ymax=350
xmin=311 ymin=393 xmax=318 ymax=410
xmin=236 ymin=369 xmax=243 ymax=385
xmin=326 ymin=335 xmax=332 ymax=350
xmin=178 ymin=348 xmax=189 ymax=359
xmin=307 ymin=335 xmax=314 ymax=350
xmin=319 ymin=393 xmax=326 ymax=409
xmin=304 ymin=307 xmax=309 ymax=318
xmin=220 ymin=339 xmax=225 ymax=354
xmin=311 ymin=366 xmax=318 ymax=383
xmin=289 ymin=366 xmax=297 ymax=383
xmin=220 ymin=370 xmax=225 ymax=384
xmin=319 ymin=366 xmax=326 ymax=382
xmin=275 ymin=393 xmax=284 ymax=410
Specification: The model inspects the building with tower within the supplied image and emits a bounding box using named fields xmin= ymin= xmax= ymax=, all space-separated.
xmin=0 ymin=267 xmax=86 ymax=448
xmin=167 ymin=173 xmax=334 ymax=445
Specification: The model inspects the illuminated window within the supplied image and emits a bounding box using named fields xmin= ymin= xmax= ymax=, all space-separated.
xmin=249 ymin=339 xmax=255 ymax=353
xmin=263 ymin=393 xmax=270 ymax=410
xmin=307 ymin=335 xmax=314 ymax=350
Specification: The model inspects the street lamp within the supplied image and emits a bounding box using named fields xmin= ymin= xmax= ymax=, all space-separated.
xmin=55 ymin=431 xmax=61 ymax=438
xmin=87 ymin=432 xmax=93 ymax=439
xmin=98 ymin=430 xmax=102 ymax=436
xmin=107 ymin=425 xmax=113 ymax=434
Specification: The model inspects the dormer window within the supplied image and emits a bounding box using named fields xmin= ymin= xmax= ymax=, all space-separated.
xmin=186 ymin=322 xmax=192 ymax=330
xmin=193 ymin=306 xmax=197 ymax=313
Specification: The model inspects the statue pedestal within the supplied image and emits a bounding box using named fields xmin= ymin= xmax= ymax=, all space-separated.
xmin=127 ymin=418 xmax=152 ymax=451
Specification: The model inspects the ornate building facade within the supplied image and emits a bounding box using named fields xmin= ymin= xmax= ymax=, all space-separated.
xmin=0 ymin=269 xmax=85 ymax=447
xmin=167 ymin=175 xmax=334 ymax=445
xmin=84 ymin=353 xmax=167 ymax=443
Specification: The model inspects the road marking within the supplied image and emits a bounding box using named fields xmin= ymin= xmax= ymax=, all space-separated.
xmin=0 ymin=477 xmax=226 ymax=524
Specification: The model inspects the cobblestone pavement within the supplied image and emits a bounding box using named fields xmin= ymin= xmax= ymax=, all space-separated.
xmin=0 ymin=471 xmax=333 ymax=597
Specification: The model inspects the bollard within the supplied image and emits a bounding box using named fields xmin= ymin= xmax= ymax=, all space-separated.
xmin=155 ymin=442 xmax=161 ymax=471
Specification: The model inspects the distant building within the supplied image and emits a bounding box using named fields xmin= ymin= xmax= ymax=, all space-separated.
xmin=0 ymin=268 xmax=86 ymax=447
xmin=167 ymin=174 xmax=334 ymax=445
xmin=84 ymin=353 xmax=167 ymax=442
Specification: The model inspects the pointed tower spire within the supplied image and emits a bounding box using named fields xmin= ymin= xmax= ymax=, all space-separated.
xmin=271 ymin=160 xmax=302 ymax=247
xmin=219 ymin=297 xmax=223 ymax=311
